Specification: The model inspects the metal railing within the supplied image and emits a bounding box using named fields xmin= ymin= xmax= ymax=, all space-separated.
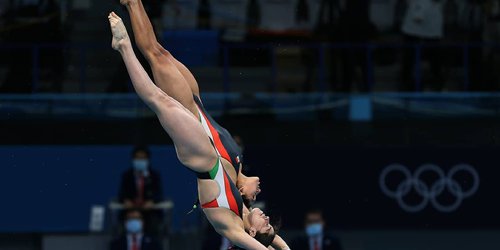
xmin=2 ymin=92 xmax=500 ymax=121
xmin=0 ymin=42 xmax=109 ymax=93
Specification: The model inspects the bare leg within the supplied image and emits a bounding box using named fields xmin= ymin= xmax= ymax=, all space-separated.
xmin=109 ymin=12 xmax=216 ymax=171
xmin=168 ymin=51 xmax=200 ymax=97
xmin=119 ymin=0 xmax=156 ymax=56
xmin=121 ymin=0 xmax=200 ymax=115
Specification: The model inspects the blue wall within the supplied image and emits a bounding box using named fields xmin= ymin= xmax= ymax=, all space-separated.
xmin=3 ymin=145 xmax=500 ymax=232
xmin=0 ymin=145 xmax=199 ymax=233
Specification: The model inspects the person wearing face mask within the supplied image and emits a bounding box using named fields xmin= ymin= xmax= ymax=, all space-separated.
xmin=110 ymin=209 xmax=162 ymax=250
xmin=399 ymin=0 xmax=446 ymax=91
xmin=119 ymin=146 xmax=163 ymax=209
xmin=291 ymin=209 xmax=342 ymax=250
xmin=118 ymin=146 xmax=164 ymax=235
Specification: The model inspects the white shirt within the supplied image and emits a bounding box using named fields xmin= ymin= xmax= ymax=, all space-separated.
xmin=127 ymin=233 xmax=143 ymax=250
xmin=135 ymin=170 xmax=149 ymax=192
xmin=308 ymin=234 xmax=323 ymax=250
xmin=402 ymin=0 xmax=445 ymax=39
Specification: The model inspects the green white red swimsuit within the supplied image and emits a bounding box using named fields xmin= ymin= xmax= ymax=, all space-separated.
xmin=197 ymin=156 xmax=243 ymax=218
xmin=194 ymin=95 xmax=243 ymax=170
xmin=195 ymin=97 xmax=243 ymax=217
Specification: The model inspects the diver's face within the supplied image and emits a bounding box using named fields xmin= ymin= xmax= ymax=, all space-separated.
xmin=241 ymin=176 xmax=261 ymax=202
xmin=248 ymin=208 xmax=274 ymax=235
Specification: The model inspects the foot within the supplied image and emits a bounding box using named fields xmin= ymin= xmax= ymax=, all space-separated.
xmin=120 ymin=0 xmax=137 ymax=6
xmin=108 ymin=12 xmax=130 ymax=51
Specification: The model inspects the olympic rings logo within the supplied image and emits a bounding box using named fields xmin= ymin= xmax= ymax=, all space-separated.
xmin=379 ymin=164 xmax=480 ymax=213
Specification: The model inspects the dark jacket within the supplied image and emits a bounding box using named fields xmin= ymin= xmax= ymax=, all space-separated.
xmin=118 ymin=168 xmax=163 ymax=203
xmin=110 ymin=234 xmax=162 ymax=250
xmin=291 ymin=233 xmax=343 ymax=250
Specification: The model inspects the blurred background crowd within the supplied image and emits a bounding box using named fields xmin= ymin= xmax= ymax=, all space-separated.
xmin=2 ymin=0 xmax=500 ymax=93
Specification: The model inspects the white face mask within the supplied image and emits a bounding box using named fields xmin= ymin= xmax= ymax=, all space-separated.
xmin=125 ymin=219 xmax=143 ymax=234
xmin=133 ymin=159 xmax=149 ymax=172
xmin=306 ymin=223 xmax=323 ymax=236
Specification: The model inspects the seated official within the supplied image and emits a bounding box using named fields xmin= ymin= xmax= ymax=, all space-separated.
xmin=110 ymin=209 xmax=162 ymax=250
xmin=291 ymin=208 xmax=343 ymax=250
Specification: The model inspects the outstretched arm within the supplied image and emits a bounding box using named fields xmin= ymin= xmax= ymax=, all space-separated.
xmin=271 ymin=235 xmax=291 ymax=250
xmin=226 ymin=230 xmax=270 ymax=250
xmin=206 ymin=208 xmax=269 ymax=250
xmin=240 ymin=205 xmax=289 ymax=249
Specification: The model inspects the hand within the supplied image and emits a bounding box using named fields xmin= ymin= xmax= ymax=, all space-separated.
xmin=143 ymin=200 xmax=155 ymax=210
xmin=271 ymin=235 xmax=290 ymax=250
xmin=124 ymin=200 xmax=135 ymax=208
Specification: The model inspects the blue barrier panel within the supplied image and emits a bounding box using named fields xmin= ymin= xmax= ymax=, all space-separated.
xmin=243 ymin=145 xmax=500 ymax=229
xmin=349 ymin=95 xmax=373 ymax=121
xmin=0 ymin=145 xmax=198 ymax=233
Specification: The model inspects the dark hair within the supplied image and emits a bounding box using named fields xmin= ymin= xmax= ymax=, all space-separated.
xmin=306 ymin=208 xmax=323 ymax=216
xmin=122 ymin=208 xmax=146 ymax=233
xmin=241 ymin=195 xmax=253 ymax=208
xmin=254 ymin=230 xmax=276 ymax=247
xmin=132 ymin=145 xmax=150 ymax=158
xmin=124 ymin=208 xmax=143 ymax=218
xmin=305 ymin=208 xmax=325 ymax=225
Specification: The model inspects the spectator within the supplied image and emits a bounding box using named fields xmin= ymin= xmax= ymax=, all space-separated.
xmin=400 ymin=0 xmax=446 ymax=91
xmin=197 ymin=0 xmax=211 ymax=29
xmin=0 ymin=0 xmax=9 ymax=18
xmin=307 ymin=0 xmax=342 ymax=92
xmin=295 ymin=0 xmax=310 ymax=28
xmin=118 ymin=146 xmax=163 ymax=234
xmin=291 ymin=208 xmax=342 ymax=250
xmin=464 ymin=0 xmax=488 ymax=91
xmin=110 ymin=209 xmax=162 ymax=250
xmin=336 ymin=0 xmax=376 ymax=92
xmin=1 ymin=0 xmax=63 ymax=93
xmin=39 ymin=0 xmax=64 ymax=92
xmin=484 ymin=0 xmax=500 ymax=90
xmin=246 ymin=0 xmax=261 ymax=30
